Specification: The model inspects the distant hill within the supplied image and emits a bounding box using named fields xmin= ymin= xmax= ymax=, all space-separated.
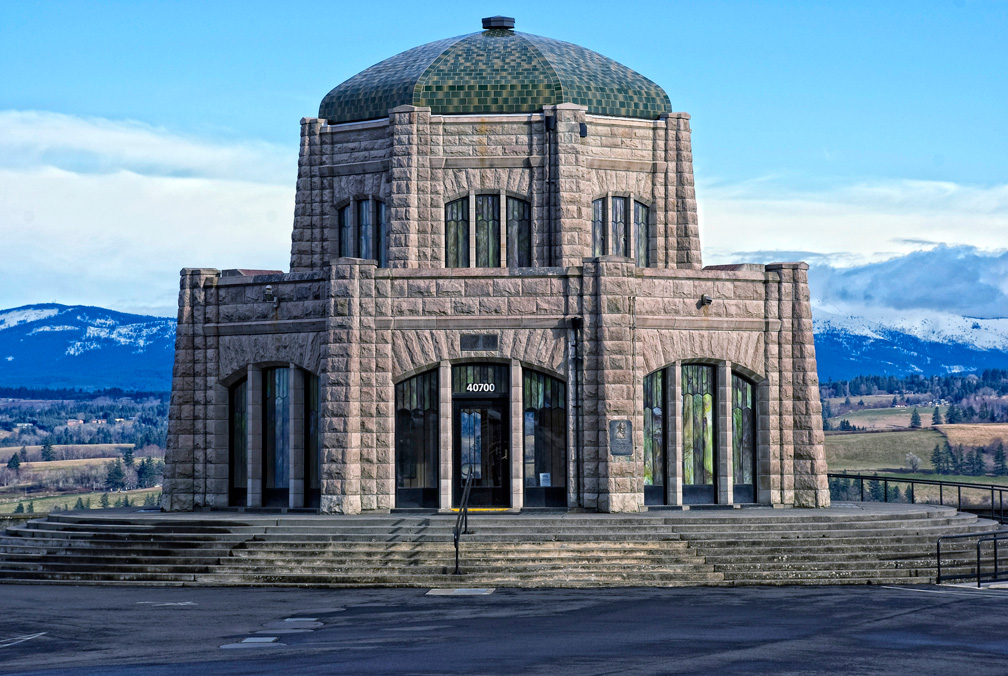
xmin=813 ymin=308 xmax=1008 ymax=381
xmin=0 ymin=304 xmax=175 ymax=392
xmin=2 ymin=301 xmax=1007 ymax=392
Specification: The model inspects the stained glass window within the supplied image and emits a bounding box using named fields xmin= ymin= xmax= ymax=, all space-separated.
xmin=523 ymin=370 xmax=566 ymax=489
xmin=445 ymin=197 xmax=469 ymax=268
xmin=643 ymin=370 xmax=664 ymax=492
xmin=682 ymin=364 xmax=715 ymax=487
xmin=611 ymin=196 xmax=628 ymax=257
xmin=475 ymin=194 xmax=501 ymax=267
xmin=507 ymin=197 xmax=531 ymax=267
xmin=592 ymin=198 xmax=606 ymax=256
xmin=376 ymin=200 xmax=388 ymax=268
xmin=338 ymin=204 xmax=352 ymax=258
xmin=634 ymin=201 xmax=650 ymax=267
xmin=732 ymin=373 xmax=756 ymax=487
xmin=263 ymin=367 xmax=290 ymax=492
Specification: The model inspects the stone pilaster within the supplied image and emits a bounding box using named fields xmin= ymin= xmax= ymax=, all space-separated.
xmin=667 ymin=114 xmax=701 ymax=269
xmin=321 ymin=260 xmax=363 ymax=514
xmin=290 ymin=118 xmax=326 ymax=272
xmin=388 ymin=106 xmax=427 ymax=268
xmin=553 ymin=103 xmax=588 ymax=268
xmin=164 ymin=268 xmax=219 ymax=511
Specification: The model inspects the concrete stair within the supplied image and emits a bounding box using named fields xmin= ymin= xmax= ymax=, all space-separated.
xmin=0 ymin=504 xmax=999 ymax=587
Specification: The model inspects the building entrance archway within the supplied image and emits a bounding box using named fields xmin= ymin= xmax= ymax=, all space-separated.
xmin=452 ymin=364 xmax=510 ymax=508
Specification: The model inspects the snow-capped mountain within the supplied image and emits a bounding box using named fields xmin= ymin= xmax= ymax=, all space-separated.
xmin=1 ymin=301 xmax=1006 ymax=391
xmin=0 ymin=304 xmax=175 ymax=391
xmin=813 ymin=304 xmax=1008 ymax=381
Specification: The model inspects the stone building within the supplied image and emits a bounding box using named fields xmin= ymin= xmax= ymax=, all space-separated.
xmin=164 ymin=17 xmax=830 ymax=514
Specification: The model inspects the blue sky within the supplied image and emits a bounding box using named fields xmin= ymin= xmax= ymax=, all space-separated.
xmin=2 ymin=0 xmax=1006 ymax=318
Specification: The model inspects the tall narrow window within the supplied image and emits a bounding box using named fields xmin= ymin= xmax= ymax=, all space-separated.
xmin=523 ymin=370 xmax=567 ymax=507
xmin=338 ymin=204 xmax=352 ymax=258
xmin=357 ymin=200 xmax=372 ymax=262
xmin=732 ymin=373 xmax=757 ymax=503
xmin=395 ymin=370 xmax=439 ymax=508
xmin=228 ymin=378 xmax=248 ymax=506
xmin=634 ymin=201 xmax=651 ymax=267
xmin=263 ymin=366 xmax=290 ymax=506
xmin=475 ymin=194 xmax=501 ymax=267
xmin=304 ymin=371 xmax=321 ymax=509
xmin=507 ymin=197 xmax=531 ymax=267
xmin=376 ymin=200 xmax=387 ymax=267
xmin=592 ymin=198 xmax=606 ymax=257
xmin=643 ymin=369 xmax=665 ymax=504
xmin=611 ymin=196 xmax=628 ymax=257
xmin=682 ymin=363 xmax=716 ymax=503
xmin=445 ymin=197 xmax=469 ymax=268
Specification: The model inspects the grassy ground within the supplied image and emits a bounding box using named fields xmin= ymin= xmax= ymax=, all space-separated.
xmin=0 ymin=444 xmax=132 ymax=462
xmin=825 ymin=394 xmax=899 ymax=408
xmin=827 ymin=405 xmax=947 ymax=431
xmin=0 ymin=488 xmax=161 ymax=514
xmin=20 ymin=457 xmax=112 ymax=471
xmin=936 ymin=424 xmax=1008 ymax=447
xmin=825 ymin=429 xmax=943 ymax=472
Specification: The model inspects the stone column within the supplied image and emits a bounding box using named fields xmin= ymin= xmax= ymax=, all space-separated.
xmin=667 ymin=361 xmax=683 ymax=506
xmin=246 ymin=365 xmax=262 ymax=508
xmin=388 ymin=105 xmax=430 ymax=268
xmin=510 ymin=359 xmax=523 ymax=511
xmin=289 ymin=365 xmax=305 ymax=509
xmin=718 ymin=361 xmax=734 ymax=504
xmin=290 ymin=118 xmax=326 ymax=272
xmin=438 ymin=360 xmax=452 ymax=510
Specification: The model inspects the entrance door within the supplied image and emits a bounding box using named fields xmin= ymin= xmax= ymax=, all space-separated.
xmin=453 ymin=399 xmax=509 ymax=507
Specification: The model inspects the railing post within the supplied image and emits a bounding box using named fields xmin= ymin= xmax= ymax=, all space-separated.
xmin=910 ymin=482 xmax=914 ymax=504
xmin=992 ymin=487 xmax=996 ymax=520
xmin=936 ymin=539 xmax=942 ymax=583
xmin=940 ymin=484 xmax=944 ymax=506
xmin=995 ymin=538 xmax=999 ymax=582
xmin=860 ymin=478 xmax=865 ymax=502
xmin=958 ymin=486 xmax=962 ymax=511
xmin=884 ymin=480 xmax=889 ymax=503
xmin=977 ymin=540 xmax=983 ymax=588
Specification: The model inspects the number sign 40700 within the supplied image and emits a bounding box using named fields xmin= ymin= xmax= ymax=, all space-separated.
xmin=466 ymin=383 xmax=496 ymax=393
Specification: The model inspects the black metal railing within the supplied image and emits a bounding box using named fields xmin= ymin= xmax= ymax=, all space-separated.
xmin=453 ymin=469 xmax=474 ymax=575
xmin=937 ymin=530 xmax=1008 ymax=586
xmin=828 ymin=472 xmax=1008 ymax=523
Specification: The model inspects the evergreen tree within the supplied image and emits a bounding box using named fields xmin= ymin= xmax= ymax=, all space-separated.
xmin=887 ymin=484 xmax=902 ymax=502
xmin=950 ymin=445 xmax=965 ymax=474
xmin=41 ymin=440 xmax=54 ymax=462
xmin=122 ymin=446 xmax=134 ymax=468
xmin=868 ymin=478 xmax=885 ymax=501
xmin=26 ymin=501 xmax=33 ymax=513
xmin=995 ymin=441 xmax=1007 ymax=476
xmin=99 ymin=493 xmax=110 ymax=509
xmin=114 ymin=496 xmax=123 ymax=508
xmin=932 ymin=407 xmax=943 ymax=425
xmin=947 ymin=405 xmax=963 ymax=424
xmin=973 ymin=448 xmax=985 ymax=476
xmin=6 ymin=453 xmax=20 ymax=472
xmin=18 ymin=446 xmax=27 ymax=462
xmin=910 ymin=408 xmax=922 ymax=429
xmin=13 ymin=502 xmax=23 ymax=513
xmin=931 ymin=443 xmax=946 ymax=474
xmin=74 ymin=497 xmax=86 ymax=510
xmin=105 ymin=460 xmax=126 ymax=491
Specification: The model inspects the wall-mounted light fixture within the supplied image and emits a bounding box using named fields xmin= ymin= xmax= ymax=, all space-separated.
xmin=700 ymin=294 xmax=713 ymax=306
xmin=265 ymin=285 xmax=279 ymax=308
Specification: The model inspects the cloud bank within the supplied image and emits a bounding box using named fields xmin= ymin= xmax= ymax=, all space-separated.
xmin=0 ymin=111 xmax=295 ymax=316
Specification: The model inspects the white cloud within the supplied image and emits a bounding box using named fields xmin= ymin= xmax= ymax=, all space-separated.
xmin=699 ymin=178 xmax=1008 ymax=267
xmin=0 ymin=111 xmax=295 ymax=316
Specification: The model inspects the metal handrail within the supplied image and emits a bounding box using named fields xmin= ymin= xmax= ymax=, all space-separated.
xmin=453 ymin=469 xmax=474 ymax=575
xmin=827 ymin=472 xmax=1008 ymax=523
xmin=937 ymin=529 xmax=1008 ymax=586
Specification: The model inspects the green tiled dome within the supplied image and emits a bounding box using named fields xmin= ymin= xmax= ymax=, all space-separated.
xmin=319 ymin=24 xmax=671 ymax=123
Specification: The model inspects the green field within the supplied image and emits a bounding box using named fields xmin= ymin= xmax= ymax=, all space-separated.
xmin=828 ymin=405 xmax=947 ymax=431
xmin=825 ymin=429 xmax=944 ymax=472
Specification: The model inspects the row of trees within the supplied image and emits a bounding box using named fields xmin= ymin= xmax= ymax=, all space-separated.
xmin=830 ymin=476 xmax=906 ymax=502
xmin=820 ymin=370 xmax=1008 ymax=400
xmin=930 ymin=441 xmax=1007 ymax=477
xmin=11 ymin=491 xmax=160 ymax=513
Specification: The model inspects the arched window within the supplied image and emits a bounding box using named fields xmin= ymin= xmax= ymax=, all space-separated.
xmin=262 ymin=366 xmax=290 ymax=506
xmin=611 ymin=196 xmax=628 ymax=257
xmin=732 ymin=372 xmax=757 ymax=503
xmin=475 ymin=194 xmax=501 ymax=267
xmin=591 ymin=198 xmax=606 ymax=257
xmin=337 ymin=197 xmax=386 ymax=266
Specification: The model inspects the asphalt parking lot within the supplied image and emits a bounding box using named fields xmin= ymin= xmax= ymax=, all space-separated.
xmin=1 ymin=583 xmax=1007 ymax=675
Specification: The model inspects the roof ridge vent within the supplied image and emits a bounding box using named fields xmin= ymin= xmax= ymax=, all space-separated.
xmin=482 ymin=16 xmax=515 ymax=30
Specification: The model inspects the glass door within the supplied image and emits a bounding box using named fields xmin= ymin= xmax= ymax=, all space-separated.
xmin=453 ymin=400 xmax=509 ymax=507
